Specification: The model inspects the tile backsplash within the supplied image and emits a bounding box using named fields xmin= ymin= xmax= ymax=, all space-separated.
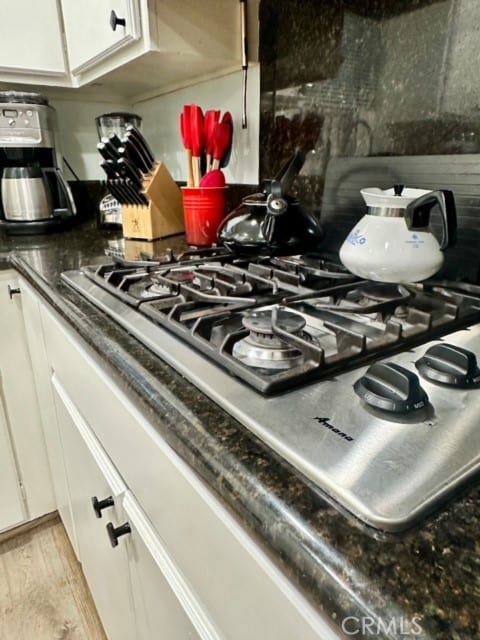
xmin=259 ymin=0 xmax=480 ymax=207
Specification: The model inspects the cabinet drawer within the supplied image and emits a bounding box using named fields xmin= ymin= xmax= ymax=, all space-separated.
xmin=40 ymin=301 xmax=336 ymax=640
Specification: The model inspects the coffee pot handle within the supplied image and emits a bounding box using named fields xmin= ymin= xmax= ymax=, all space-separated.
xmin=405 ymin=189 xmax=457 ymax=249
xmin=42 ymin=168 xmax=77 ymax=216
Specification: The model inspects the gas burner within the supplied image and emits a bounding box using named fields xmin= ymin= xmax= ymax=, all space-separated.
xmin=360 ymin=283 xmax=411 ymax=304
xmin=232 ymin=309 xmax=308 ymax=370
xmin=147 ymin=281 xmax=175 ymax=297
xmin=243 ymin=308 xmax=306 ymax=335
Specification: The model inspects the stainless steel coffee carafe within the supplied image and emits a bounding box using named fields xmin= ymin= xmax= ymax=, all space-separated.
xmin=1 ymin=165 xmax=76 ymax=223
xmin=1 ymin=166 xmax=52 ymax=221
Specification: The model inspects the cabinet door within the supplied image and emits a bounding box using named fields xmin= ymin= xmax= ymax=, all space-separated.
xmin=0 ymin=0 xmax=66 ymax=76
xmin=0 ymin=394 xmax=25 ymax=532
xmin=123 ymin=493 xmax=216 ymax=640
xmin=0 ymin=274 xmax=54 ymax=527
xmin=61 ymin=0 xmax=141 ymax=74
xmin=51 ymin=374 xmax=136 ymax=640
xmin=20 ymin=280 xmax=73 ymax=545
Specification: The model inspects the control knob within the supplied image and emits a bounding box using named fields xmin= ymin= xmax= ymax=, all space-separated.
xmin=354 ymin=362 xmax=428 ymax=414
xmin=415 ymin=343 xmax=480 ymax=387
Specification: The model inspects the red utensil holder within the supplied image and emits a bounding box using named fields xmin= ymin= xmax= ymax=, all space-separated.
xmin=182 ymin=186 xmax=227 ymax=246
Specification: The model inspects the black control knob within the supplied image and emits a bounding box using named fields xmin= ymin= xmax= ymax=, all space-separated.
xmin=354 ymin=362 xmax=428 ymax=414
xmin=415 ymin=343 xmax=480 ymax=387
xmin=91 ymin=495 xmax=114 ymax=518
xmin=110 ymin=10 xmax=126 ymax=31
xmin=106 ymin=522 xmax=131 ymax=548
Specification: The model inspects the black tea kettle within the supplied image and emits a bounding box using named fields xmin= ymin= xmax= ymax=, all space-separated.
xmin=217 ymin=151 xmax=324 ymax=255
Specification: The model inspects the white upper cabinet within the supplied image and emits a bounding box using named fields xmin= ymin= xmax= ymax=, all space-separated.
xmin=61 ymin=0 xmax=141 ymax=74
xmin=0 ymin=0 xmax=257 ymax=100
xmin=0 ymin=0 xmax=66 ymax=77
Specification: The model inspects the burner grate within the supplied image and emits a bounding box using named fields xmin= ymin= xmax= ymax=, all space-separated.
xmin=79 ymin=255 xmax=480 ymax=394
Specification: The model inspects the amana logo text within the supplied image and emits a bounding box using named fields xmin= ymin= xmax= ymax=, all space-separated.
xmin=314 ymin=417 xmax=354 ymax=442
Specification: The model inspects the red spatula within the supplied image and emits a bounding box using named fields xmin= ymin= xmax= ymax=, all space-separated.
xmin=204 ymin=109 xmax=221 ymax=173
xmin=180 ymin=107 xmax=194 ymax=187
xmin=212 ymin=112 xmax=233 ymax=170
xmin=189 ymin=104 xmax=205 ymax=186
xmin=219 ymin=111 xmax=233 ymax=168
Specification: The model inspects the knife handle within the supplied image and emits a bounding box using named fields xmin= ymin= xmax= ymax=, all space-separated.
xmin=125 ymin=125 xmax=155 ymax=166
xmin=117 ymin=158 xmax=142 ymax=187
xmin=119 ymin=139 xmax=151 ymax=174
xmin=106 ymin=180 xmax=125 ymax=204
xmin=108 ymin=133 xmax=123 ymax=149
xmin=125 ymin=178 xmax=149 ymax=206
xmin=100 ymin=160 xmax=119 ymax=180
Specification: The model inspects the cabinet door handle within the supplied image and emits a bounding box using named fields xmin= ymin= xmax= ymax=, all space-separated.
xmin=8 ymin=285 xmax=21 ymax=299
xmin=110 ymin=10 xmax=126 ymax=31
xmin=91 ymin=495 xmax=114 ymax=518
xmin=106 ymin=521 xmax=131 ymax=547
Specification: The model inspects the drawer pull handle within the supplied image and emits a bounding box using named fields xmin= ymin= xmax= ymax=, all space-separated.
xmin=91 ymin=495 xmax=114 ymax=518
xmin=110 ymin=10 xmax=126 ymax=31
xmin=8 ymin=285 xmax=21 ymax=299
xmin=106 ymin=521 xmax=131 ymax=547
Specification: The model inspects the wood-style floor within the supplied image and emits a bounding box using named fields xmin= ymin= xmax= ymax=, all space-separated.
xmin=0 ymin=514 xmax=107 ymax=640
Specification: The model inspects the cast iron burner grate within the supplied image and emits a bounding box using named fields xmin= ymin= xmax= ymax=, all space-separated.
xmin=78 ymin=254 xmax=480 ymax=394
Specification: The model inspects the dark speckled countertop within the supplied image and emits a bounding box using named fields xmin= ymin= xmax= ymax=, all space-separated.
xmin=1 ymin=221 xmax=480 ymax=640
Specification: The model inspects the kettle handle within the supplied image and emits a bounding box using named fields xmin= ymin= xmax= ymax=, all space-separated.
xmin=276 ymin=151 xmax=305 ymax=195
xmin=42 ymin=168 xmax=77 ymax=216
xmin=262 ymin=151 xmax=306 ymax=198
xmin=405 ymin=189 xmax=457 ymax=250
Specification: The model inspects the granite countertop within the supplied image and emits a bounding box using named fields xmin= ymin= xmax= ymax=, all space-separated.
xmin=2 ymin=221 xmax=479 ymax=640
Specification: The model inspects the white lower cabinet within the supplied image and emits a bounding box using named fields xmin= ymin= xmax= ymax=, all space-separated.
xmin=50 ymin=372 xmax=215 ymax=640
xmin=123 ymin=493 xmax=205 ymax=640
xmin=51 ymin=375 xmax=136 ymax=640
xmin=18 ymin=276 xmax=340 ymax=640
xmin=0 ymin=393 xmax=25 ymax=532
xmin=0 ymin=273 xmax=54 ymax=533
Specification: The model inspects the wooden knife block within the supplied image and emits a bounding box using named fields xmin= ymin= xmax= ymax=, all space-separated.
xmin=122 ymin=162 xmax=184 ymax=240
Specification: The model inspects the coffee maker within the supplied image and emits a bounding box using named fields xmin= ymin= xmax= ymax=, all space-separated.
xmin=0 ymin=91 xmax=77 ymax=235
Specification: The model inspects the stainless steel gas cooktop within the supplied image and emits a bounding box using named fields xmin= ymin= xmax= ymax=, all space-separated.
xmin=62 ymin=249 xmax=480 ymax=532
